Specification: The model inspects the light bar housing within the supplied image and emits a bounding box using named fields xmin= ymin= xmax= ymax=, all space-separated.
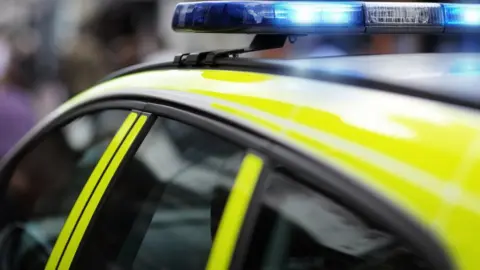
xmin=172 ymin=1 xmax=480 ymax=34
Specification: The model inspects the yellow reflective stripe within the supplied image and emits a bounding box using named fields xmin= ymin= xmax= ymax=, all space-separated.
xmin=58 ymin=114 xmax=148 ymax=270
xmin=45 ymin=112 xmax=139 ymax=270
xmin=207 ymin=153 xmax=264 ymax=270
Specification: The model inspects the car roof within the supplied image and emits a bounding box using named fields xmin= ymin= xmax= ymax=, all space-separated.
xmin=261 ymin=53 xmax=480 ymax=108
xmin=106 ymin=52 xmax=480 ymax=110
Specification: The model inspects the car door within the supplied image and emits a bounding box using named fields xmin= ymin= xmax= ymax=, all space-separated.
xmin=0 ymin=102 xmax=149 ymax=270
xmin=65 ymin=104 xmax=268 ymax=270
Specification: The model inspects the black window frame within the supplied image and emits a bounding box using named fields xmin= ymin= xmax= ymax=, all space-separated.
xmin=77 ymin=100 xmax=452 ymax=270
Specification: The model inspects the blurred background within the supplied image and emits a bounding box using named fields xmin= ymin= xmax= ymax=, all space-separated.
xmin=0 ymin=0 xmax=480 ymax=155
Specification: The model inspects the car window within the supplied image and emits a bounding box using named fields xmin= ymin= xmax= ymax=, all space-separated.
xmin=0 ymin=110 xmax=131 ymax=270
xmin=242 ymin=171 xmax=434 ymax=270
xmin=72 ymin=117 xmax=247 ymax=270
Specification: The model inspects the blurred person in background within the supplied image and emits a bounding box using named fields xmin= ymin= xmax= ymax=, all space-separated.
xmin=58 ymin=0 xmax=159 ymax=144
xmin=0 ymin=35 xmax=41 ymax=231
xmin=0 ymin=36 xmax=36 ymax=160
xmin=59 ymin=0 xmax=157 ymax=98
xmin=59 ymin=26 xmax=110 ymax=97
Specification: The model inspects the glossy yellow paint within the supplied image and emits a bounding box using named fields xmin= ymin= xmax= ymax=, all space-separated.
xmin=64 ymin=69 xmax=480 ymax=269
xmin=437 ymin=137 xmax=480 ymax=270
xmin=207 ymin=153 xmax=264 ymax=270
xmin=57 ymin=114 xmax=148 ymax=270
xmin=45 ymin=112 xmax=139 ymax=270
xmin=201 ymin=70 xmax=272 ymax=83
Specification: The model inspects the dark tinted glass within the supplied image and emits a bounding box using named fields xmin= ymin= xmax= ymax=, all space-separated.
xmin=243 ymin=172 xmax=434 ymax=270
xmin=0 ymin=110 xmax=130 ymax=270
xmin=73 ymin=117 xmax=246 ymax=270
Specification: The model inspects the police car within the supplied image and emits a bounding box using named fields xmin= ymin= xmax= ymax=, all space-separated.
xmin=0 ymin=1 xmax=479 ymax=270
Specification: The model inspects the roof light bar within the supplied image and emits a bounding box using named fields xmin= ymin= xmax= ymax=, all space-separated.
xmin=444 ymin=4 xmax=480 ymax=32
xmin=171 ymin=1 xmax=480 ymax=34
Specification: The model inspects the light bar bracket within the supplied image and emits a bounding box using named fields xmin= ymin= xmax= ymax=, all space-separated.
xmin=173 ymin=34 xmax=288 ymax=67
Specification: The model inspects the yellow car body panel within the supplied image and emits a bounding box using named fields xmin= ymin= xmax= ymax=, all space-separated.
xmin=64 ymin=69 xmax=480 ymax=270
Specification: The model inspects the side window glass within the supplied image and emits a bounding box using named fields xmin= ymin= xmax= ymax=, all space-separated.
xmin=243 ymin=172 xmax=434 ymax=270
xmin=0 ymin=110 xmax=131 ymax=270
xmin=73 ymin=117 xmax=247 ymax=270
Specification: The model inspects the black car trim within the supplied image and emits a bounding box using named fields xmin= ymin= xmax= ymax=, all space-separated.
xmin=100 ymin=58 xmax=480 ymax=110
xmin=142 ymin=103 xmax=273 ymax=152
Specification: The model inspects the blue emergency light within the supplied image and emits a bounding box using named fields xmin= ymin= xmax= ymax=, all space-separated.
xmin=171 ymin=1 xmax=480 ymax=34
